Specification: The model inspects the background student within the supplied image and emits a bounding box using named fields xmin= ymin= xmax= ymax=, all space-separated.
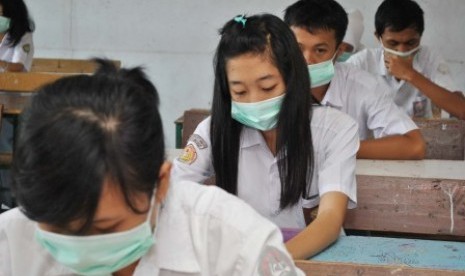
xmin=284 ymin=0 xmax=425 ymax=160
xmin=0 ymin=60 xmax=303 ymax=276
xmin=337 ymin=9 xmax=365 ymax=62
xmin=0 ymin=0 xmax=34 ymax=213
xmin=348 ymin=0 xmax=465 ymax=120
xmin=172 ymin=13 xmax=359 ymax=259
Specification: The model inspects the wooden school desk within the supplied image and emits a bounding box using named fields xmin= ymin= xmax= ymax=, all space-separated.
xmin=295 ymin=159 xmax=465 ymax=275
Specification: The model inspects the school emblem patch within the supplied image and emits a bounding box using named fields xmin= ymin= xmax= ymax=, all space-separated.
xmin=22 ymin=44 xmax=31 ymax=53
xmin=188 ymin=134 xmax=208 ymax=149
xmin=258 ymin=246 xmax=296 ymax=276
xmin=177 ymin=144 xmax=197 ymax=165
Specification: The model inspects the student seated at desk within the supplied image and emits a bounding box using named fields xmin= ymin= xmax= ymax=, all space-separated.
xmin=0 ymin=0 xmax=34 ymax=212
xmin=283 ymin=0 xmax=425 ymax=160
xmin=172 ymin=14 xmax=359 ymax=260
xmin=348 ymin=0 xmax=465 ymax=120
xmin=0 ymin=60 xmax=304 ymax=276
xmin=337 ymin=9 xmax=365 ymax=62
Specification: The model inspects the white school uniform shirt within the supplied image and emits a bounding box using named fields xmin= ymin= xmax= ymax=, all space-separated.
xmin=348 ymin=46 xmax=459 ymax=118
xmin=0 ymin=180 xmax=304 ymax=276
xmin=0 ymin=32 xmax=34 ymax=71
xmin=172 ymin=106 xmax=359 ymax=230
xmin=323 ymin=63 xmax=418 ymax=140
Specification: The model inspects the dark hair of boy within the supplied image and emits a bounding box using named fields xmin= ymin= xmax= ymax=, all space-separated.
xmin=375 ymin=0 xmax=424 ymax=37
xmin=284 ymin=0 xmax=348 ymax=47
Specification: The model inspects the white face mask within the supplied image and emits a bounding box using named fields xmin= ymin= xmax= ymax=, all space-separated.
xmin=382 ymin=41 xmax=421 ymax=58
xmin=35 ymin=196 xmax=161 ymax=276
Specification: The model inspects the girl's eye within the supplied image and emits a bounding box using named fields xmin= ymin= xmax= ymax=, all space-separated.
xmin=263 ymin=85 xmax=276 ymax=92
xmin=233 ymin=91 xmax=245 ymax=96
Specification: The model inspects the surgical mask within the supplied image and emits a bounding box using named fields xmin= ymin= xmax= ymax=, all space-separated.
xmin=307 ymin=53 xmax=336 ymax=88
xmin=382 ymin=44 xmax=421 ymax=58
xmin=35 ymin=197 xmax=161 ymax=276
xmin=231 ymin=94 xmax=284 ymax=131
xmin=0 ymin=16 xmax=10 ymax=33
xmin=336 ymin=51 xmax=352 ymax=63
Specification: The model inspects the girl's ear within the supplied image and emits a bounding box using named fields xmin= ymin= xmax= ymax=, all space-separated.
xmin=155 ymin=161 xmax=171 ymax=204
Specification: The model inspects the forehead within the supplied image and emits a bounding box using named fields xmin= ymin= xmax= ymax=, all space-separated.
xmin=382 ymin=27 xmax=421 ymax=42
xmin=226 ymin=53 xmax=280 ymax=81
xmin=291 ymin=26 xmax=337 ymax=48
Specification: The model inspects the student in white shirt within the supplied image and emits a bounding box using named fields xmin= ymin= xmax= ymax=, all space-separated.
xmin=0 ymin=60 xmax=303 ymax=276
xmin=283 ymin=0 xmax=425 ymax=159
xmin=337 ymin=9 xmax=365 ymax=62
xmin=0 ymin=0 xmax=34 ymax=213
xmin=348 ymin=0 xmax=465 ymax=120
xmin=172 ymin=14 xmax=360 ymax=260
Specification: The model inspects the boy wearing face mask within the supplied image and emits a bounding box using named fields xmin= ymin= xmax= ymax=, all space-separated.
xmin=284 ymin=0 xmax=426 ymax=160
xmin=348 ymin=0 xmax=465 ymax=120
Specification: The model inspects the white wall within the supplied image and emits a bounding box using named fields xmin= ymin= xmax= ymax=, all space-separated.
xmin=24 ymin=0 xmax=465 ymax=148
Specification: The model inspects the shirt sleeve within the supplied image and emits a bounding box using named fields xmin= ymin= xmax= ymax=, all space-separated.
xmin=205 ymin=188 xmax=305 ymax=276
xmin=11 ymin=32 xmax=34 ymax=71
xmin=170 ymin=117 xmax=215 ymax=183
xmin=365 ymin=81 xmax=418 ymax=138
xmin=309 ymin=110 xmax=359 ymax=209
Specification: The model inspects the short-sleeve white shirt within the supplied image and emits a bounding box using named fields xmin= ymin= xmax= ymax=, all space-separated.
xmin=323 ymin=63 xmax=418 ymax=140
xmin=0 ymin=32 xmax=34 ymax=71
xmin=172 ymin=106 xmax=359 ymax=230
xmin=348 ymin=46 xmax=459 ymax=118
xmin=0 ymin=180 xmax=304 ymax=276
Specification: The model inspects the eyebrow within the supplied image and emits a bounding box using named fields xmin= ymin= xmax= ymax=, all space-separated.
xmin=229 ymin=74 xmax=276 ymax=85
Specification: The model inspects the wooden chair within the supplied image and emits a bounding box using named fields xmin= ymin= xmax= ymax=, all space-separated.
xmin=31 ymin=58 xmax=121 ymax=74
xmin=0 ymin=72 xmax=75 ymax=166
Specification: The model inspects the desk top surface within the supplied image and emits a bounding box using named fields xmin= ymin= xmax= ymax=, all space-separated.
xmin=311 ymin=236 xmax=465 ymax=271
xmin=167 ymin=149 xmax=465 ymax=180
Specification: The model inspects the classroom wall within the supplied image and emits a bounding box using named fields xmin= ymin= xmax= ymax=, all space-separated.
xmin=24 ymin=0 xmax=465 ymax=148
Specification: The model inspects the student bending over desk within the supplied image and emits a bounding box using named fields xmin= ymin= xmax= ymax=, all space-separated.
xmin=172 ymin=14 xmax=359 ymax=260
xmin=0 ymin=60 xmax=304 ymax=276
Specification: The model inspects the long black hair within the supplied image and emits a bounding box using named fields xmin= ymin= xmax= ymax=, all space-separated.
xmin=0 ymin=0 xmax=35 ymax=46
xmin=212 ymin=13 xmax=314 ymax=209
xmin=12 ymin=59 xmax=164 ymax=233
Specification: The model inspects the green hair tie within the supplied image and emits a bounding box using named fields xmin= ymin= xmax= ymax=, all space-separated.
xmin=234 ymin=14 xmax=247 ymax=28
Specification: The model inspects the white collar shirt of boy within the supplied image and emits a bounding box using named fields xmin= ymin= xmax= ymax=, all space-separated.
xmin=321 ymin=62 xmax=418 ymax=140
xmin=171 ymin=106 xmax=359 ymax=231
xmin=0 ymin=180 xmax=305 ymax=275
xmin=0 ymin=32 xmax=34 ymax=72
xmin=348 ymin=46 xmax=459 ymax=118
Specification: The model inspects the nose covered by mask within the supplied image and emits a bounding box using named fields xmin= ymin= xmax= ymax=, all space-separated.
xmin=382 ymin=43 xmax=421 ymax=58
xmin=231 ymin=94 xmax=285 ymax=131
xmin=307 ymin=53 xmax=337 ymax=88
xmin=35 ymin=196 xmax=161 ymax=276
xmin=0 ymin=16 xmax=10 ymax=33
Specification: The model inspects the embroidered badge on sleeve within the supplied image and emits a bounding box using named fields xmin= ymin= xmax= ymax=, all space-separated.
xmin=258 ymin=246 xmax=296 ymax=276
xmin=22 ymin=44 xmax=31 ymax=53
xmin=177 ymin=144 xmax=197 ymax=165
xmin=188 ymin=134 xmax=208 ymax=149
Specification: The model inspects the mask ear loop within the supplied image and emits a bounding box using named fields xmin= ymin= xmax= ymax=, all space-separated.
xmin=148 ymin=189 xmax=164 ymax=232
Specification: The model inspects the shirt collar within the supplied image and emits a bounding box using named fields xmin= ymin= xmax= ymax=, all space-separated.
xmin=320 ymin=64 xmax=343 ymax=109
xmin=240 ymin=126 xmax=266 ymax=148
